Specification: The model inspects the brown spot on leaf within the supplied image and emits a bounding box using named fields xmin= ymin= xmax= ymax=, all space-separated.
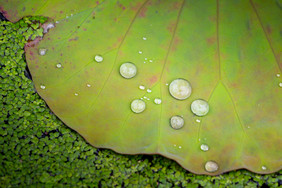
xmin=266 ymin=25 xmax=272 ymax=34
xmin=167 ymin=21 xmax=176 ymax=33
xmin=25 ymin=37 xmax=42 ymax=48
xmin=60 ymin=11 xmax=63 ymax=14
xmin=171 ymin=36 xmax=181 ymax=52
xmin=139 ymin=6 xmax=148 ymax=18
xmin=149 ymin=75 xmax=158 ymax=84
xmin=206 ymin=37 xmax=216 ymax=45
xmin=69 ymin=37 xmax=79 ymax=42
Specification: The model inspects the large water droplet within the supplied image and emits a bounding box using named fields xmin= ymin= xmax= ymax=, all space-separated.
xmin=169 ymin=78 xmax=192 ymax=100
xmin=205 ymin=161 xmax=219 ymax=173
xmin=200 ymin=144 xmax=209 ymax=151
xmin=39 ymin=48 xmax=47 ymax=56
xmin=154 ymin=98 xmax=162 ymax=105
xmin=131 ymin=99 xmax=146 ymax=113
xmin=120 ymin=62 xmax=137 ymax=79
xmin=191 ymin=99 xmax=209 ymax=116
xmin=40 ymin=85 xmax=46 ymax=89
xmin=170 ymin=116 xmax=184 ymax=129
xmin=94 ymin=55 xmax=103 ymax=63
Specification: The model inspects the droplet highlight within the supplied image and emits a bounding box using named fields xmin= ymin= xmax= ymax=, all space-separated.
xmin=191 ymin=99 xmax=209 ymax=116
xmin=131 ymin=99 xmax=146 ymax=113
xmin=120 ymin=62 xmax=137 ymax=79
xmin=169 ymin=78 xmax=192 ymax=100
xmin=39 ymin=48 xmax=47 ymax=56
xmin=170 ymin=116 xmax=184 ymax=130
xmin=205 ymin=161 xmax=219 ymax=173
xmin=200 ymin=144 xmax=209 ymax=151
xmin=94 ymin=55 xmax=103 ymax=63
xmin=154 ymin=98 xmax=162 ymax=105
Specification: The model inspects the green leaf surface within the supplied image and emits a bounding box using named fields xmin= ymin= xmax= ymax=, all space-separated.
xmin=1 ymin=0 xmax=281 ymax=175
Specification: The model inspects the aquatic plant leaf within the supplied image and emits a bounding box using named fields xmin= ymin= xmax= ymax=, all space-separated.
xmin=1 ymin=0 xmax=281 ymax=175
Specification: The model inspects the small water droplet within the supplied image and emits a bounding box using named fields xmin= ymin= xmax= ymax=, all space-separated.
xmin=138 ymin=51 xmax=143 ymax=54
xmin=262 ymin=166 xmax=267 ymax=170
xmin=131 ymin=99 xmax=146 ymax=113
xmin=74 ymin=93 xmax=78 ymax=96
xmin=199 ymin=138 xmax=201 ymax=141
xmin=43 ymin=23 xmax=55 ymax=33
xmin=166 ymin=83 xmax=169 ymax=86
xmin=39 ymin=48 xmax=47 ymax=56
xmin=205 ymin=161 xmax=219 ymax=173
xmin=55 ymin=21 xmax=59 ymax=24
xmin=119 ymin=62 xmax=137 ymax=79
xmin=174 ymin=144 xmax=176 ymax=147
xmin=169 ymin=78 xmax=192 ymax=100
xmin=71 ymin=14 xmax=73 ymax=17
xmin=40 ymin=85 xmax=46 ymax=89
xmin=196 ymin=119 xmax=201 ymax=123
xmin=66 ymin=15 xmax=69 ymax=18
xmin=146 ymin=98 xmax=150 ymax=100
xmin=94 ymin=55 xmax=103 ymax=63
xmin=279 ymin=83 xmax=282 ymax=87
xmin=139 ymin=85 xmax=145 ymax=90
xmin=200 ymin=144 xmax=209 ymax=151
xmin=277 ymin=73 xmax=280 ymax=77
xmin=144 ymin=96 xmax=147 ymax=99
xmin=247 ymin=126 xmax=250 ymax=129
xmin=170 ymin=115 xmax=184 ymax=130
xmin=191 ymin=99 xmax=209 ymax=116
xmin=147 ymin=89 xmax=152 ymax=93
xmin=142 ymin=37 xmax=147 ymax=40
xmin=154 ymin=98 xmax=162 ymax=104
xmin=179 ymin=146 xmax=182 ymax=149
xmin=56 ymin=63 xmax=62 ymax=68
xmin=149 ymin=60 xmax=153 ymax=63
xmin=87 ymin=84 xmax=91 ymax=87
xmin=145 ymin=58 xmax=147 ymax=60
xmin=141 ymin=98 xmax=143 ymax=100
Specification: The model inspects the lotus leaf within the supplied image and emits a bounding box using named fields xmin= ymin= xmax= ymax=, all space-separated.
xmin=1 ymin=0 xmax=281 ymax=175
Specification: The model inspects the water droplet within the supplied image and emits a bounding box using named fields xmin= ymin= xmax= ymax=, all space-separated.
xmin=142 ymin=37 xmax=147 ymax=40
xmin=74 ymin=93 xmax=78 ymax=96
xmin=149 ymin=60 xmax=153 ymax=63
xmin=145 ymin=58 xmax=148 ymax=60
xmin=144 ymin=96 xmax=147 ymax=99
xmin=39 ymin=48 xmax=47 ymax=56
xmin=55 ymin=21 xmax=59 ymax=24
xmin=119 ymin=62 xmax=137 ymax=79
xmin=262 ymin=166 xmax=267 ymax=170
xmin=277 ymin=73 xmax=280 ymax=77
xmin=94 ymin=55 xmax=103 ymax=63
xmin=196 ymin=119 xmax=201 ymax=123
xmin=169 ymin=78 xmax=192 ymax=100
xmin=66 ymin=15 xmax=69 ymax=18
xmin=43 ymin=23 xmax=55 ymax=33
xmin=143 ymin=61 xmax=146 ymax=64
xmin=179 ymin=146 xmax=182 ymax=149
xmin=279 ymin=83 xmax=282 ymax=87
xmin=170 ymin=115 xmax=184 ymax=130
xmin=87 ymin=84 xmax=91 ymax=87
xmin=247 ymin=126 xmax=250 ymax=129
xmin=139 ymin=85 xmax=145 ymax=90
xmin=200 ymin=144 xmax=209 ymax=151
xmin=199 ymin=138 xmax=201 ymax=141
xmin=138 ymin=51 xmax=143 ymax=54
xmin=71 ymin=14 xmax=73 ymax=17
xmin=56 ymin=63 xmax=62 ymax=68
xmin=147 ymin=89 xmax=152 ymax=93
xmin=154 ymin=98 xmax=162 ymax=105
xmin=40 ymin=85 xmax=46 ymax=89
xmin=205 ymin=161 xmax=219 ymax=173
xmin=174 ymin=144 xmax=176 ymax=147
xmin=166 ymin=83 xmax=169 ymax=86
xmin=146 ymin=98 xmax=150 ymax=100
xmin=191 ymin=99 xmax=209 ymax=116
xmin=131 ymin=99 xmax=146 ymax=113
